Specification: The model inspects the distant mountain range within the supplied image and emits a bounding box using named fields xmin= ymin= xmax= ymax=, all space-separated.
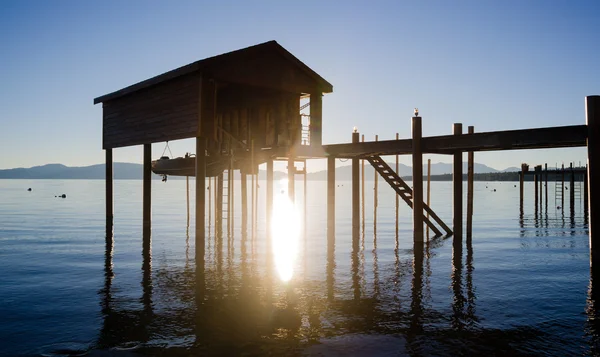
xmin=0 ymin=161 xmax=518 ymax=180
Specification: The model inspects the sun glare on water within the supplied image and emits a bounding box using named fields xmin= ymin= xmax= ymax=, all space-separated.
xmin=271 ymin=183 xmax=300 ymax=282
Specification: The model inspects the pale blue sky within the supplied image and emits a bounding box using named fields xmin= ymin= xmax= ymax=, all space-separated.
xmin=1 ymin=0 xmax=597 ymax=171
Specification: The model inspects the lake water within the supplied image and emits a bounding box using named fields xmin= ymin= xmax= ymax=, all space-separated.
xmin=0 ymin=177 xmax=595 ymax=356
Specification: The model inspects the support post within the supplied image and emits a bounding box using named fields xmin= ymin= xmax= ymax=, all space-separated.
xmin=426 ymin=158 xmax=431 ymax=240
xmin=585 ymin=164 xmax=589 ymax=218
xmin=412 ymin=117 xmax=424 ymax=242
xmin=105 ymin=149 xmax=113 ymax=237
xmin=267 ymin=159 xmax=274 ymax=244
xmin=453 ymin=123 xmax=463 ymax=240
xmin=534 ymin=166 xmax=539 ymax=209
xmin=241 ymin=172 xmax=247 ymax=234
xmin=288 ymin=155 xmax=295 ymax=202
xmin=186 ymin=176 xmax=190 ymax=229
xmin=195 ymin=137 xmax=206 ymax=260
xmin=539 ymin=165 xmax=543 ymax=211
xmin=352 ymin=130 xmax=360 ymax=250
xmin=310 ymin=93 xmax=323 ymax=147
xmin=327 ymin=156 xmax=335 ymax=249
xmin=361 ymin=134 xmax=365 ymax=235
xmin=374 ymin=135 xmax=378 ymax=235
xmin=143 ymin=143 xmax=152 ymax=245
xmin=545 ymin=163 xmax=548 ymax=210
xmin=466 ymin=126 xmax=474 ymax=240
xmin=562 ymin=163 xmax=565 ymax=210
xmin=216 ymin=173 xmax=223 ymax=237
xmin=395 ymin=133 xmax=399 ymax=239
xmin=570 ymin=162 xmax=575 ymax=212
xmin=587 ymin=96 xmax=600 ymax=264
xmin=520 ymin=163 xmax=525 ymax=211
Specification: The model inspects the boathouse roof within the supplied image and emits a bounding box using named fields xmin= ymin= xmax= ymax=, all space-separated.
xmin=94 ymin=40 xmax=333 ymax=104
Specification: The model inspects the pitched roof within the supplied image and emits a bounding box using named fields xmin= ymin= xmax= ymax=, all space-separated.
xmin=94 ymin=40 xmax=332 ymax=104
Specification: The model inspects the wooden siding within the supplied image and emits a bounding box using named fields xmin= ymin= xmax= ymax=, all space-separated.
xmin=102 ymin=73 xmax=200 ymax=149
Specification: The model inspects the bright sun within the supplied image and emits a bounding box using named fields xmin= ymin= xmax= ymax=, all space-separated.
xmin=271 ymin=189 xmax=300 ymax=282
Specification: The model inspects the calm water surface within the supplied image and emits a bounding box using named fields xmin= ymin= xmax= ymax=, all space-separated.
xmin=0 ymin=178 xmax=595 ymax=356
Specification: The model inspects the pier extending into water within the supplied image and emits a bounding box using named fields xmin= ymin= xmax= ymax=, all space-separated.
xmin=94 ymin=41 xmax=600 ymax=273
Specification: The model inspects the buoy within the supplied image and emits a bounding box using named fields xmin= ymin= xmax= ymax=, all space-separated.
xmin=557 ymin=206 xmax=561 ymax=209
xmin=60 ymin=194 xmax=66 ymax=198
xmin=493 ymin=189 xmax=496 ymax=192
xmin=27 ymin=188 xmax=32 ymax=191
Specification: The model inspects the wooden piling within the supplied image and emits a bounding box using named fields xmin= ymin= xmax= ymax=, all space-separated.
xmin=453 ymin=123 xmax=463 ymax=240
xmin=105 ymin=149 xmax=113 ymax=236
xmin=267 ymin=159 xmax=274 ymax=243
xmin=586 ymin=96 xmax=600 ymax=264
xmin=361 ymin=134 xmax=365 ymax=235
xmin=143 ymin=143 xmax=152 ymax=243
xmin=195 ymin=137 xmax=206 ymax=260
xmin=352 ymin=130 xmax=360 ymax=250
xmin=426 ymin=158 xmax=431 ymax=240
xmin=186 ymin=176 xmax=190 ymax=229
xmin=520 ymin=163 xmax=525 ymax=210
xmin=562 ymin=163 xmax=565 ymax=209
xmin=534 ymin=166 xmax=539 ymax=209
xmin=412 ymin=117 xmax=424 ymax=242
xmin=251 ymin=140 xmax=256 ymax=241
xmin=585 ymin=164 xmax=589 ymax=218
xmin=288 ymin=155 xmax=295 ymax=202
xmin=327 ymin=156 xmax=335 ymax=248
xmin=570 ymin=162 xmax=575 ymax=212
xmin=467 ymin=126 xmax=474 ymax=240
xmin=303 ymin=160 xmax=307 ymax=241
xmin=395 ymin=133 xmax=399 ymax=239
xmin=374 ymin=135 xmax=378 ymax=235
xmin=216 ymin=172 xmax=224 ymax=237
xmin=241 ymin=172 xmax=247 ymax=234
xmin=545 ymin=163 xmax=548 ymax=209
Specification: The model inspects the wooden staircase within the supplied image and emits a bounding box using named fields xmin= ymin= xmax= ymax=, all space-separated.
xmin=366 ymin=155 xmax=452 ymax=236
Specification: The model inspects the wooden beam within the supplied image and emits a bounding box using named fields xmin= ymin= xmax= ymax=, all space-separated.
xmin=310 ymin=93 xmax=323 ymax=147
xmin=323 ymin=124 xmax=587 ymax=158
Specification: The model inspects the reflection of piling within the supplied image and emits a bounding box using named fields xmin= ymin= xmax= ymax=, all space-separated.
xmin=327 ymin=156 xmax=335 ymax=248
xmin=453 ymin=123 xmax=463 ymax=240
xmin=466 ymin=126 xmax=474 ymax=240
xmin=352 ymin=130 xmax=360 ymax=250
xmin=412 ymin=116 xmax=424 ymax=242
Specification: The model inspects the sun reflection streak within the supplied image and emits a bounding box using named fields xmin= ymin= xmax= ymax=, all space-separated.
xmin=271 ymin=186 xmax=300 ymax=282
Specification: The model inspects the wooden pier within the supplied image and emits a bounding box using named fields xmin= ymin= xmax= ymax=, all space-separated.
xmin=94 ymin=41 xmax=600 ymax=277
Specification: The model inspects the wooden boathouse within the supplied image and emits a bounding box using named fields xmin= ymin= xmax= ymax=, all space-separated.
xmin=95 ymin=40 xmax=600 ymax=270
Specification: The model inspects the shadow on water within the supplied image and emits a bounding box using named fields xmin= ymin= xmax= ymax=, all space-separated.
xmin=93 ymin=212 xmax=594 ymax=357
